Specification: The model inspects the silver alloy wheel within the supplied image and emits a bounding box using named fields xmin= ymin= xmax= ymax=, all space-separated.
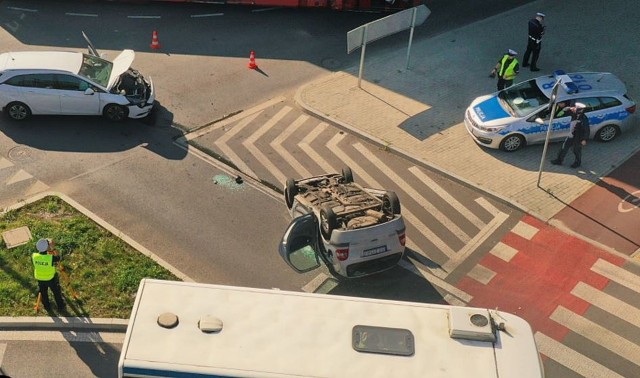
xmin=597 ymin=125 xmax=618 ymax=142
xmin=9 ymin=103 xmax=29 ymax=120
xmin=501 ymin=135 xmax=524 ymax=152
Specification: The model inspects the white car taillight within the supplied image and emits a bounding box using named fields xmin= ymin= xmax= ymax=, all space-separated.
xmin=336 ymin=248 xmax=349 ymax=261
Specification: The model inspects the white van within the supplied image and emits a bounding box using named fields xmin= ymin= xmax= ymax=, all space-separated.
xmin=118 ymin=279 xmax=545 ymax=378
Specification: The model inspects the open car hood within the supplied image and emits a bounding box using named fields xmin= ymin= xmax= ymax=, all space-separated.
xmin=106 ymin=50 xmax=135 ymax=90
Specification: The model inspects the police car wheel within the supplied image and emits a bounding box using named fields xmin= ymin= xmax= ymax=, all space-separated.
xmin=596 ymin=125 xmax=619 ymax=142
xmin=499 ymin=134 xmax=525 ymax=152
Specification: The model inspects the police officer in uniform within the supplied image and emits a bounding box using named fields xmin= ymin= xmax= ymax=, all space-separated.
xmin=551 ymin=103 xmax=590 ymax=168
xmin=33 ymin=238 xmax=66 ymax=313
xmin=489 ymin=49 xmax=520 ymax=91
xmin=522 ymin=12 xmax=545 ymax=72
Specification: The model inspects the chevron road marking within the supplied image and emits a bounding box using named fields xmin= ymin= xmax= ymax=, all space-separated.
xmin=354 ymin=143 xmax=472 ymax=244
xmin=298 ymin=122 xmax=336 ymax=175
xmin=327 ymin=136 xmax=455 ymax=259
xmin=591 ymin=259 xmax=640 ymax=293
xmin=6 ymin=169 xmax=32 ymax=185
xmin=270 ymin=114 xmax=313 ymax=178
xmin=242 ymin=106 xmax=292 ymax=185
xmin=398 ymin=259 xmax=473 ymax=303
xmin=571 ymin=282 xmax=640 ymax=326
xmin=535 ymin=332 xmax=624 ymax=378
xmin=550 ymin=305 xmax=640 ymax=365
xmin=408 ymin=166 xmax=486 ymax=230
xmin=214 ymin=110 xmax=261 ymax=179
xmin=0 ymin=157 xmax=13 ymax=170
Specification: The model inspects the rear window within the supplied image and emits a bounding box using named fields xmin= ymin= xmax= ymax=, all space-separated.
xmin=6 ymin=74 xmax=56 ymax=89
xmin=599 ymin=97 xmax=622 ymax=109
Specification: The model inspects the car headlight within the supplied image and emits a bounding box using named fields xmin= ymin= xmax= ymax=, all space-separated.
xmin=478 ymin=124 xmax=507 ymax=132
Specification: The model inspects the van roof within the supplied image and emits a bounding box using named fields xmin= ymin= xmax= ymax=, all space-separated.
xmin=0 ymin=51 xmax=83 ymax=74
xmin=119 ymin=279 xmax=543 ymax=378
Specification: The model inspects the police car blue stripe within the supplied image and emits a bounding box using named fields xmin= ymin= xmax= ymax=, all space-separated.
xmin=473 ymin=96 xmax=509 ymax=121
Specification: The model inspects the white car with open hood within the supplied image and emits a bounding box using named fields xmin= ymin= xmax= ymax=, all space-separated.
xmin=0 ymin=32 xmax=154 ymax=122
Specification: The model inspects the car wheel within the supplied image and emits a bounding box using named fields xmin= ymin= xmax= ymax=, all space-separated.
xmin=320 ymin=206 xmax=338 ymax=240
xmin=382 ymin=191 xmax=401 ymax=215
xmin=341 ymin=166 xmax=353 ymax=183
xmin=284 ymin=178 xmax=297 ymax=209
xmin=499 ymin=134 xmax=525 ymax=152
xmin=103 ymin=104 xmax=129 ymax=122
xmin=5 ymin=102 xmax=31 ymax=121
xmin=596 ymin=125 xmax=619 ymax=142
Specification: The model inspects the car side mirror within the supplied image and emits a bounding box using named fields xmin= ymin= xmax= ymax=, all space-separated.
xmin=535 ymin=118 xmax=545 ymax=125
xmin=84 ymin=88 xmax=95 ymax=95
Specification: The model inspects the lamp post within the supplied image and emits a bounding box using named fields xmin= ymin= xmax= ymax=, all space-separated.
xmin=536 ymin=78 xmax=562 ymax=188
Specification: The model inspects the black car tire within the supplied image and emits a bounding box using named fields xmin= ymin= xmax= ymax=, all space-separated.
xmin=5 ymin=102 xmax=31 ymax=121
xmin=382 ymin=191 xmax=401 ymax=215
xmin=103 ymin=104 xmax=129 ymax=122
xmin=285 ymin=178 xmax=297 ymax=209
xmin=320 ymin=206 xmax=338 ymax=240
xmin=341 ymin=166 xmax=353 ymax=183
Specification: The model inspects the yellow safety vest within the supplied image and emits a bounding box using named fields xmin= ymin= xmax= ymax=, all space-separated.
xmin=32 ymin=253 xmax=56 ymax=281
xmin=499 ymin=55 xmax=519 ymax=80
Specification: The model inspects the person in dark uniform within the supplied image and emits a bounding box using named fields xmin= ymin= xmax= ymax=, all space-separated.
xmin=522 ymin=12 xmax=545 ymax=72
xmin=32 ymin=238 xmax=66 ymax=313
xmin=489 ymin=49 xmax=520 ymax=91
xmin=551 ymin=103 xmax=590 ymax=168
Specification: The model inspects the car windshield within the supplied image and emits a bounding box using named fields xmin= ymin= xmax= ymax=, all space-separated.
xmin=78 ymin=54 xmax=113 ymax=88
xmin=498 ymin=79 xmax=549 ymax=117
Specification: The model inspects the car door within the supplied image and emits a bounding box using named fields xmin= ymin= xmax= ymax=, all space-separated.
xmin=526 ymin=104 xmax=571 ymax=144
xmin=278 ymin=213 xmax=321 ymax=273
xmin=19 ymin=74 xmax=61 ymax=114
xmin=55 ymin=74 xmax=101 ymax=115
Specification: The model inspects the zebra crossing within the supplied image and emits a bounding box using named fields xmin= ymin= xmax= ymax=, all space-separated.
xmin=0 ymin=157 xmax=49 ymax=210
xmin=456 ymin=216 xmax=640 ymax=378
xmin=180 ymin=97 xmax=514 ymax=277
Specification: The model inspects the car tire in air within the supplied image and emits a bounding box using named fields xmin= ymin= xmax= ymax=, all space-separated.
xmin=341 ymin=166 xmax=353 ymax=183
xmin=5 ymin=102 xmax=31 ymax=121
xmin=320 ymin=206 xmax=338 ymax=240
xmin=285 ymin=178 xmax=297 ymax=209
xmin=382 ymin=191 xmax=401 ymax=215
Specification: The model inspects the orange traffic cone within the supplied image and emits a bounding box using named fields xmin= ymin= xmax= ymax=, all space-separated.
xmin=150 ymin=30 xmax=161 ymax=50
xmin=248 ymin=50 xmax=258 ymax=69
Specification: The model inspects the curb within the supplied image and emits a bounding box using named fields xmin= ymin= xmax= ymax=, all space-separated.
xmin=0 ymin=316 xmax=128 ymax=332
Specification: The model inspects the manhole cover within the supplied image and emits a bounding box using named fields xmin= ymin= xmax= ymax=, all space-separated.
xmin=8 ymin=146 xmax=40 ymax=163
xmin=321 ymin=57 xmax=342 ymax=70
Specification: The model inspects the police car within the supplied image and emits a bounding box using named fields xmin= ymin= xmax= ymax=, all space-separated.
xmin=465 ymin=71 xmax=636 ymax=151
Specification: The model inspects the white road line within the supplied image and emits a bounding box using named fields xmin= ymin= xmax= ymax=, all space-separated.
xmin=298 ymin=122 xmax=336 ymax=174
xmin=214 ymin=111 xmax=261 ymax=179
xmin=354 ymin=143 xmax=471 ymax=244
xmin=7 ymin=7 xmax=38 ymax=12
xmin=65 ymin=13 xmax=98 ymax=17
xmin=127 ymin=15 xmax=161 ymax=19
xmin=302 ymin=273 xmax=332 ymax=293
xmin=439 ymin=199 xmax=509 ymax=275
xmin=330 ymin=138 xmax=455 ymax=258
xmin=511 ymin=220 xmax=539 ymax=240
xmin=535 ymin=332 xmax=624 ymax=378
xmin=399 ymin=259 xmax=472 ymax=303
xmin=550 ymin=305 xmax=640 ymax=365
xmin=270 ymin=114 xmax=312 ymax=178
xmin=0 ymin=331 xmax=125 ymax=343
xmin=0 ymin=343 xmax=6 ymax=369
xmin=489 ymin=242 xmax=519 ymax=262
xmin=24 ymin=180 xmax=50 ymax=197
xmin=467 ymin=264 xmax=496 ymax=285
xmin=0 ymin=157 xmax=14 ymax=169
xmin=408 ymin=166 xmax=485 ymax=229
xmin=6 ymin=169 xmax=32 ymax=185
xmin=252 ymin=7 xmax=282 ymax=12
xmin=190 ymin=13 xmax=224 ymax=18
xmin=591 ymin=259 xmax=640 ymax=293
xmin=242 ymin=106 xmax=292 ymax=185
xmin=571 ymin=282 xmax=640 ymax=327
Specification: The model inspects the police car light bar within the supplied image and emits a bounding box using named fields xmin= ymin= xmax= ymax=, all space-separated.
xmin=553 ymin=70 xmax=579 ymax=94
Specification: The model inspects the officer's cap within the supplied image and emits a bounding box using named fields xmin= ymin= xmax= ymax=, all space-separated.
xmin=536 ymin=12 xmax=545 ymax=18
xmin=36 ymin=238 xmax=49 ymax=252
xmin=507 ymin=49 xmax=518 ymax=56
xmin=575 ymin=102 xmax=586 ymax=111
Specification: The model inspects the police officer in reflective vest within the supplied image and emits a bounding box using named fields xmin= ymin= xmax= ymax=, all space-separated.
xmin=522 ymin=12 xmax=545 ymax=72
xmin=489 ymin=49 xmax=520 ymax=91
xmin=33 ymin=238 xmax=66 ymax=312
